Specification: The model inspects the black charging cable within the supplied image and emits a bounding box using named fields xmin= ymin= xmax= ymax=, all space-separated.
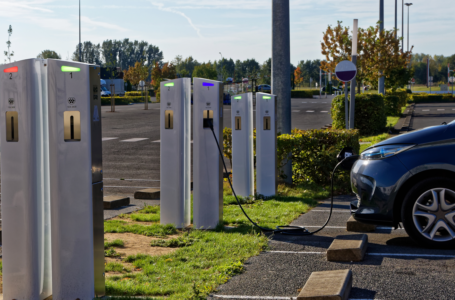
xmin=208 ymin=120 xmax=352 ymax=236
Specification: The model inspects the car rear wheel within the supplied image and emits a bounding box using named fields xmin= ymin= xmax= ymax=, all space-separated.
xmin=402 ymin=177 xmax=455 ymax=248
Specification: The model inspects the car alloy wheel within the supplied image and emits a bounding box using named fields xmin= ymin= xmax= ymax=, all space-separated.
xmin=412 ymin=188 xmax=455 ymax=242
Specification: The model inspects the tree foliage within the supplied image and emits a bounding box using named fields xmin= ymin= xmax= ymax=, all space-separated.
xmin=124 ymin=62 xmax=149 ymax=86
xmin=294 ymin=67 xmax=303 ymax=85
xmin=192 ymin=63 xmax=217 ymax=80
xmin=37 ymin=50 xmax=61 ymax=59
xmin=321 ymin=21 xmax=413 ymax=90
xmin=151 ymin=62 xmax=176 ymax=101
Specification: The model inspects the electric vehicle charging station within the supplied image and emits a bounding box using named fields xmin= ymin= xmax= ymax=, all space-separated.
xmin=47 ymin=59 xmax=104 ymax=298
xmin=256 ymin=93 xmax=277 ymax=197
xmin=193 ymin=78 xmax=224 ymax=229
xmin=160 ymin=78 xmax=191 ymax=228
xmin=0 ymin=59 xmax=52 ymax=299
xmin=231 ymin=92 xmax=254 ymax=198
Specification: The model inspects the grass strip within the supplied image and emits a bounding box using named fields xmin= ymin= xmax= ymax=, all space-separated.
xmin=106 ymin=262 xmax=132 ymax=273
xmin=104 ymin=220 xmax=177 ymax=237
xmin=105 ymin=239 xmax=125 ymax=249
xmin=150 ymin=234 xmax=197 ymax=248
xmin=106 ymin=230 xmax=268 ymax=299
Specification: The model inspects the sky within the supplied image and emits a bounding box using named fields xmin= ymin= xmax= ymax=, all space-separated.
xmin=0 ymin=0 xmax=453 ymax=66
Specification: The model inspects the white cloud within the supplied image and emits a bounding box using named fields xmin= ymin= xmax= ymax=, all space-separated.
xmin=80 ymin=16 xmax=128 ymax=32
xmin=151 ymin=2 xmax=203 ymax=38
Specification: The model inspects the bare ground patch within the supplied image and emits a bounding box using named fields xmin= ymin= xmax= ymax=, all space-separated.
xmin=105 ymin=232 xmax=178 ymax=257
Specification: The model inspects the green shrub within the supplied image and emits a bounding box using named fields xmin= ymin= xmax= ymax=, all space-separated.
xmin=331 ymin=94 xmax=386 ymax=135
xmin=291 ymin=90 xmax=313 ymax=98
xmin=101 ymin=97 xmax=133 ymax=106
xmin=410 ymin=93 xmax=455 ymax=103
xmin=222 ymin=127 xmax=359 ymax=185
xmin=384 ymin=95 xmax=401 ymax=116
xmin=277 ymin=129 xmax=359 ymax=184
xmin=386 ymin=88 xmax=408 ymax=108
xmin=126 ymin=91 xmax=142 ymax=97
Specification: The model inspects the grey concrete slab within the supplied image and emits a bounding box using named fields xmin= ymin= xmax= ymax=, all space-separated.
xmin=297 ymin=269 xmax=352 ymax=300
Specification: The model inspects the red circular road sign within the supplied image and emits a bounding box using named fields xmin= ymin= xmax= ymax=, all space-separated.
xmin=335 ymin=60 xmax=357 ymax=82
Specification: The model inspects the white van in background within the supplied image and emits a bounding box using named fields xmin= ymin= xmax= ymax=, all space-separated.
xmin=100 ymin=79 xmax=111 ymax=97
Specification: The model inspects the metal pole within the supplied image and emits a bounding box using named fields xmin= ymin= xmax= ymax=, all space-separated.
xmin=272 ymin=0 xmax=291 ymax=183
xmin=345 ymin=83 xmax=349 ymax=129
xmin=350 ymin=19 xmax=358 ymax=130
xmin=407 ymin=5 xmax=409 ymax=52
xmin=402 ymin=0 xmax=404 ymax=51
xmin=395 ymin=0 xmax=398 ymax=39
xmin=79 ymin=0 xmax=82 ymax=62
xmin=319 ymin=68 xmax=322 ymax=98
xmin=378 ymin=0 xmax=385 ymax=94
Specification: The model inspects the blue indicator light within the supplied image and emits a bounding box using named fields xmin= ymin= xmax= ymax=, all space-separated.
xmin=203 ymin=82 xmax=214 ymax=87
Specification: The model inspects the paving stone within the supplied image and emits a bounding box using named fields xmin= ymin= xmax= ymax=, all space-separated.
xmin=346 ymin=216 xmax=376 ymax=232
xmin=134 ymin=188 xmax=160 ymax=200
xmin=103 ymin=195 xmax=130 ymax=209
xmin=327 ymin=234 xmax=368 ymax=262
xmin=297 ymin=269 xmax=352 ymax=300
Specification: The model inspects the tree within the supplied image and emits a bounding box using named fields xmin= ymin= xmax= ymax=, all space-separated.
xmin=192 ymin=63 xmax=217 ymax=80
xmin=321 ymin=21 xmax=413 ymax=91
xmin=37 ymin=50 xmax=61 ymax=59
xmin=172 ymin=55 xmax=200 ymax=78
xmin=72 ymin=41 xmax=102 ymax=64
xmin=151 ymin=62 xmax=176 ymax=102
xmin=4 ymin=25 xmax=14 ymax=63
xmin=294 ymin=67 xmax=303 ymax=86
xmin=259 ymin=58 xmax=271 ymax=84
xmin=124 ymin=61 xmax=149 ymax=87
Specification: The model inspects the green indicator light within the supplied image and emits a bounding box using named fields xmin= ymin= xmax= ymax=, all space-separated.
xmin=61 ymin=66 xmax=81 ymax=72
xmin=164 ymin=82 xmax=175 ymax=87
xmin=263 ymin=96 xmax=272 ymax=99
xmin=234 ymin=96 xmax=242 ymax=99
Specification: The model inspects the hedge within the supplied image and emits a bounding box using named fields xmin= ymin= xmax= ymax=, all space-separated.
xmin=410 ymin=93 xmax=455 ymax=103
xmin=331 ymin=94 xmax=386 ymax=135
xmin=386 ymin=88 xmax=408 ymax=108
xmin=291 ymin=90 xmax=316 ymax=98
xmin=384 ymin=95 xmax=401 ymax=116
xmin=223 ymin=127 xmax=359 ymax=185
xmin=126 ymin=91 xmax=142 ymax=97
xmin=101 ymin=96 xmax=152 ymax=105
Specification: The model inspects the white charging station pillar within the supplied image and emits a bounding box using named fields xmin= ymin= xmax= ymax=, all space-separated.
xmin=0 ymin=59 xmax=52 ymax=299
xmin=160 ymin=78 xmax=191 ymax=228
xmin=193 ymin=78 xmax=223 ymax=229
xmin=231 ymin=92 xmax=254 ymax=197
xmin=256 ymin=93 xmax=277 ymax=197
xmin=47 ymin=59 xmax=104 ymax=298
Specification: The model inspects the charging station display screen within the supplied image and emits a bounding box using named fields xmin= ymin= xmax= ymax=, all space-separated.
xmin=164 ymin=82 xmax=174 ymax=87
xmin=234 ymin=96 xmax=242 ymax=100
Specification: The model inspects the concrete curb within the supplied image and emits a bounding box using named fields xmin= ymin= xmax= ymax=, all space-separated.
xmin=327 ymin=234 xmax=368 ymax=262
xmin=134 ymin=188 xmax=160 ymax=200
xmin=297 ymin=269 xmax=352 ymax=300
xmin=346 ymin=216 xmax=376 ymax=232
xmin=103 ymin=195 xmax=130 ymax=209
xmin=395 ymin=103 xmax=415 ymax=133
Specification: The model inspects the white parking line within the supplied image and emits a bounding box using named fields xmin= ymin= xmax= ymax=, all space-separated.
xmin=311 ymin=102 xmax=316 ymax=103
xmin=102 ymin=137 xmax=118 ymax=141
xmin=152 ymin=140 xmax=193 ymax=143
xmin=120 ymin=138 xmax=149 ymax=142
xmin=310 ymin=209 xmax=350 ymax=212
xmin=104 ymin=186 xmax=154 ymax=189
xmin=306 ymin=110 xmax=315 ymax=112
xmin=266 ymin=251 xmax=455 ymax=258
xmin=437 ymin=109 xmax=445 ymax=111
xmin=104 ymin=178 xmax=160 ymax=182
xmin=422 ymin=109 xmax=430 ymax=111
xmin=320 ymin=111 xmax=328 ymax=113
xmin=292 ymin=110 xmax=300 ymax=112
xmin=212 ymin=297 xmax=375 ymax=300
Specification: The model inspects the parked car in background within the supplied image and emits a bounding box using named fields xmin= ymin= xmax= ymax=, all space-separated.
xmin=102 ymin=78 xmax=125 ymax=96
xmin=320 ymin=86 xmax=340 ymax=93
xmin=350 ymin=121 xmax=455 ymax=247
xmin=257 ymin=84 xmax=271 ymax=92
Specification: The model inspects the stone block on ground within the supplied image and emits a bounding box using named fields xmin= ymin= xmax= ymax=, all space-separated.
xmin=327 ymin=234 xmax=368 ymax=262
xmin=134 ymin=188 xmax=160 ymax=200
xmin=346 ymin=216 xmax=376 ymax=232
xmin=297 ymin=269 xmax=352 ymax=300
xmin=104 ymin=195 xmax=130 ymax=209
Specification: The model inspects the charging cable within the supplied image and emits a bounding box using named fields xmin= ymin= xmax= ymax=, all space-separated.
xmin=208 ymin=121 xmax=354 ymax=236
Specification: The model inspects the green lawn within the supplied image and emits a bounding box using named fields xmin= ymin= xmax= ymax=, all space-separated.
xmin=102 ymin=182 xmax=331 ymax=299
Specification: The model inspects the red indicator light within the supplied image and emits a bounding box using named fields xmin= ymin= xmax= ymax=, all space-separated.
xmin=4 ymin=66 xmax=18 ymax=73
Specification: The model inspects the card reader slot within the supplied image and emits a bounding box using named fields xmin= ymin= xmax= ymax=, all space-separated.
xmin=165 ymin=110 xmax=174 ymax=129
xmin=64 ymin=111 xmax=81 ymax=141
xmin=6 ymin=111 xmax=18 ymax=142
xmin=235 ymin=116 xmax=241 ymax=130
xmin=263 ymin=116 xmax=271 ymax=130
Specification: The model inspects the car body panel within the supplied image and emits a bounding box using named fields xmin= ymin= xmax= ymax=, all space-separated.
xmin=351 ymin=123 xmax=455 ymax=226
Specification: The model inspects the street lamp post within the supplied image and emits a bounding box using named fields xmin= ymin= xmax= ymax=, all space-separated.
xmin=402 ymin=0 xmax=404 ymax=50
xmin=378 ymin=0 xmax=385 ymax=94
xmin=395 ymin=0 xmax=398 ymax=39
xmin=219 ymin=52 xmax=223 ymax=81
xmin=405 ymin=3 xmax=413 ymax=52
xmin=79 ymin=0 xmax=82 ymax=62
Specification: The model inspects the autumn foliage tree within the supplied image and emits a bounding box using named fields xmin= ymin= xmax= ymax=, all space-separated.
xmin=124 ymin=61 xmax=149 ymax=86
xmin=151 ymin=62 xmax=177 ymax=102
xmin=294 ymin=67 xmax=303 ymax=86
xmin=321 ymin=21 xmax=413 ymax=91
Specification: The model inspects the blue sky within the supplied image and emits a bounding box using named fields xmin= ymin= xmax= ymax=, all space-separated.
xmin=1 ymin=0 xmax=453 ymax=66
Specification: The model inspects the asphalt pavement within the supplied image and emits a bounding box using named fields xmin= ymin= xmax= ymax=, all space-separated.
xmin=209 ymin=195 xmax=455 ymax=300
xmin=410 ymin=103 xmax=455 ymax=130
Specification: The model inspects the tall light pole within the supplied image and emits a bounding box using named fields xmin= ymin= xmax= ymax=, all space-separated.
xmin=79 ymin=0 xmax=82 ymax=62
xmin=378 ymin=0 xmax=385 ymax=94
xmin=405 ymin=3 xmax=413 ymax=52
xmin=395 ymin=0 xmax=398 ymax=39
xmin=219 ymin=52 xmax=223 ymax=80
xmin=402 ymin=0 xmax=404 ymax=51
xmin=350 ymin=19 xmax=358 ymax=130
